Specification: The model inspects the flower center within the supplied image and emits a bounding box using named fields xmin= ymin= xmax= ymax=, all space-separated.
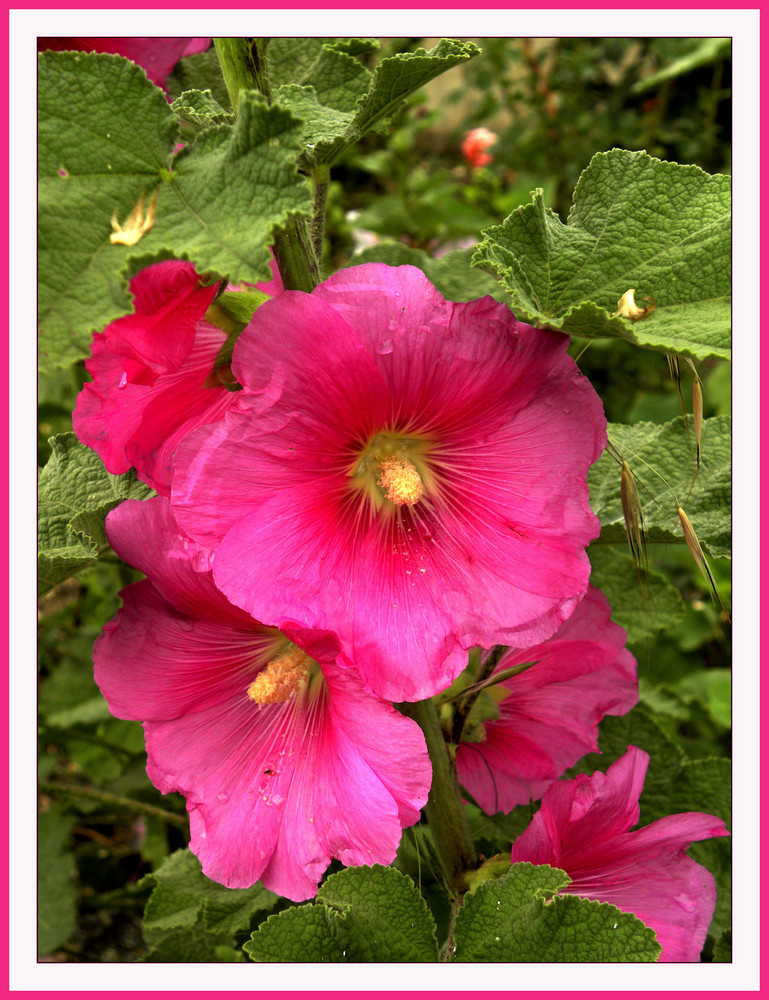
xmin=247 ymin=644 xmax=313 ymax=705
xmin=349 ymin=430 xmax=433 ymax=512
xmin=377 ymin=456 xmax=424 ymax=506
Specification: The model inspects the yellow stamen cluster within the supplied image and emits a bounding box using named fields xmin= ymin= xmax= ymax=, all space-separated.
xmin=376 ymin=456 xmax=425 ymax=507
xmin=247 ymin=645 xmax=311 ymax=705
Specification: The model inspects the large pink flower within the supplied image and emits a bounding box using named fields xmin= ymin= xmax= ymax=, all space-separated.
xmin=37 ymin=38 xmax=211 ymax=90
xmin=73 ymin=260 xmax=238 ymax=496
xmin=93 ymin=497 xmax=431 ymax=901
xmin=171 ymin=263 xmax=607 ymax=702
xmin=456 ymin=586 xmax=638 ymax=813
xmin=510 ymin=746 xmax=730 ymax=961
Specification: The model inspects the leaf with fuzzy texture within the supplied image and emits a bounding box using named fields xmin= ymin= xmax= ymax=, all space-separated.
xmin=473 ymin=149 xmax=731 ymax=360
xmin=273 ymin=38 xmax=480 ymax=166
xmin=38 ymin=53 xmax=312 ymax=372
xmin=452 ymin=863 xmax=660 ymax=962
xmin=589 ymin=416 xmax=731 ymax=558
xmin=38 ymin=433 xmax=154 ymax=596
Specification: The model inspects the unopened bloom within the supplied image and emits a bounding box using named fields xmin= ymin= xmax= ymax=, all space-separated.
xmin=73 ymin=260 xmax=237 ymax=496
xmin=37 ymin=38 xmax=210 ymax=90
xmin=461 ymin=127 xmax=497 ymax=168
xmin=172 ymin=263 xmax=607 ymax=702
xmin=456 ymin=586 xmax=638 ymax=813
xmin=511 ymin=746 xmax=730 ymax=961
xmin=94 ymin=497 xmax=431 ymax=901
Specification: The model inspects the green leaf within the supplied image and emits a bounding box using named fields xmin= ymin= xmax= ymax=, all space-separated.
xmin=473 ymin=149 xmax=731 ymax=361
xmin=244 ymin=865 xmax=439 ymax=963
xmin=673 ymin=669 xmax=732 ymax=729
xmin=588 ymin=545 xmax=686 ymax=643
xmin=38 ymin=54 xmax=313 ymax=372
xmin=348 ymin=244 xmax=504 ymax=303
xmin=274 ymin=39 xmax=480 ymax=166
xmin=171 ymin=88 xmax=235 ymax=128
xmin=166 ymin=48 xmax=231 ymax=110
xmin=37 ymin=809 xmax=77 ymax=956
xmin=452 ymin=863 xmax=661 ymax=962
xmin=244 ymin=903 xmax=347 ymax=963
xmin=633 ymin=38 xmax=731 ymax=93
xmin=712 ymin=928 xmax=732 ymax=962
xmin=144 ymin=924 xmax=244 ymax=963
xmin=142 ymin=848 xmax=277 ymax=938
xmin=123 ymin=91 xmax=313 ymax=287
xmin=38 ymin=51 xmax=180 ymax=372
xmin=589 ymin=415 xmax=731 ymax=558
xmin=317 ymin=865 xmax=440 ymax=962
xmin=38 ymin=433 xmax=154 ymax=596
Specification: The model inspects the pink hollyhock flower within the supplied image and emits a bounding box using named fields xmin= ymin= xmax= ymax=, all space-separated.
xmin=461 ymin=127 xmax=497 ymax=168
xmin=171 ymin=263 xmax=607 ymax=702
xmin=456 ymin=586 xmax=638 ymax=813
xmin=73 ymin=260 xmax=238 ymax=496
xmin=510 ymin=746 xmax=730 ymax=961
xmin=94 ymin=496 xmax=431 ymax=900
xmin=37 ymin=37 xmax=210 ymax=90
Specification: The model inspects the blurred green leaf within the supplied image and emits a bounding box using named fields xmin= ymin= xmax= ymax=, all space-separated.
xmin=348 ymin=244 xmax=503 ymax=302
xmin=38 ymin=809 xmax=77 ymax=956
xmin=633 ymin=38 xmax=731 ymax=93
xmin=588 ymin=545 xmax=686 ymax=643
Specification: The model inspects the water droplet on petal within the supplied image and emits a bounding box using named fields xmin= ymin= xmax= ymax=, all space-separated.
xmin=178 ymin=618 xmax=194 ymax=632
xmin=272 ymin=793 xmax=284 ymax=805
xmin=377 ymin=339 xmax=394 ymax=355
xmin=118 ymin=371 xmax=128 ymax=389
xmin=217 ymin=792 xmax=229 ymax=804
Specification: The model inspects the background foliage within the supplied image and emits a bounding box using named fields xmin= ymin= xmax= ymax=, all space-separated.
xmin=37 ymin=35 xmax=731 ymax=962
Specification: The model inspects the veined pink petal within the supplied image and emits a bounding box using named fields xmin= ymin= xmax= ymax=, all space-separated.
xmin=94 ymin=497 xmax=431 ymax=898
xmin=511 ymin=747 xmax=730 ymax=961
xmin=172 ymin=263 xmax=607 ymax=702
xmin=456 ymin=587 xmax=638 ymax=812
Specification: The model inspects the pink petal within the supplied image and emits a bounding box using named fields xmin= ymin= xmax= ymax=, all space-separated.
xmin=145 ymin=658 xmax=430 ymax=899
xmin=172 ymin=264 xmax=607 ymax=701
xmin=511 ymin=747 xmax=730 ymax=961
xmin=457 ymin=587 xmax=638 ymax=812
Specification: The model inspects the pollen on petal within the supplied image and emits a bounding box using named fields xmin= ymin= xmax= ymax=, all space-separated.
xmin=247 ymin=645 xmax=311 ymax=705
xmin=377 ymin=456 xmax=424 ymax=507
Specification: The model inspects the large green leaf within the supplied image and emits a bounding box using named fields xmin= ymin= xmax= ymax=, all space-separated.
xmin=273 ymin=38 xmax=480 ymax=166
xmin=244 ymin=865 xmax=439 ymax=962
xmin=141 ymin=849 xmax=277 ymax=961
xmin=38 ymin=53 xmax=313 ymax=372
xmin=589 ymin=415 xmax=731 ymax=558
xmin=38 ymin=51 xmax=179 ymax=371
xmin=37 ymin=433 xmax=154 ymax=596
xmin=473 ymin=149 xmax=731 ymax=360
xmin=452 ymin=863 xmax=661 ymax=962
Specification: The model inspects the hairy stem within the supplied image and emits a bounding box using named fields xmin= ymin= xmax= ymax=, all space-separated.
xmin=213 ymin=37 xmax=320 ymax=293
xmin=399 ymin=699 xmax=477 ymax=898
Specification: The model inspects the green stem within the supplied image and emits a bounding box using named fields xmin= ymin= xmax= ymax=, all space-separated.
xmin=399 ymin=700 xmax=476 ymax=897
xmin=39 ymin=780 xmax=188 ymax=829
xmin=213 ymin=37 xmax=320 ymax=293
xmin=310 ymin=165 xmax=330 ymax=268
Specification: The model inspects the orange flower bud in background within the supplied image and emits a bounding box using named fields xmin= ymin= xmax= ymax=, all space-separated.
xmin=461 ymin=126 xmax=497 ymax=168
